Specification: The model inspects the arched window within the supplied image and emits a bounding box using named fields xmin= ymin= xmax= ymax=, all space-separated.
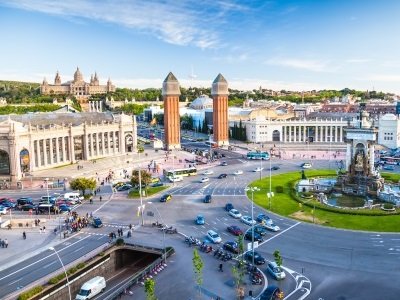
xmin=0 ymin=150 xmax=10 ymax=175
xmin=272 ymin=130 xmax=280 ymax=142
xmin=125 ymin=134 xmax=133 ymax=152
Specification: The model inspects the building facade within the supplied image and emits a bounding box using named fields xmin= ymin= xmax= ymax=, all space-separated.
xmin=377 ymin=114 xmax=400 ymax=149
xmin=40 ymin=67 xmax=115 ymax=99
xmin=0 ymin=112 xmax=137 ymax=182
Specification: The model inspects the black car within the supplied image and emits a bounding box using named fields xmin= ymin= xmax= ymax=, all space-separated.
xmin=160 ymin=194 xmax=172 ymax=202
xmin=151 ymin=182 xmax=164 ymax=187
xmin=17 ymin=197 xmax=33 ymax=206
xmin=218 ymin=174 xmax=228 ymax=179
xmin=244 ymin=231 xmax=263 ymax=242
xmin=270 ymin=166 xmax=280 ymax=171
xmin=244 ymin=251 xmax=266 ymax=265
xmin=225 ymin=203 xmax=234 ymax=211
xmin=21 ymin=203 xmax=36 ymax=211
xmin=223 ymin=241 xmax=239 ymax=254
xmin=252 ymin=225 xmax=269 ymax=236
xmin=92 ymin=217 xmax=103 ymax=228
xmin=260 ymin=285 xmax=284 ymax=300
xmin=204 ymin=194 xmax=212 ymax=203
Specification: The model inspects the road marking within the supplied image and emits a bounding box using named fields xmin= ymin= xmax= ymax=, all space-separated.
xmin=43 ymin=261 xmax=57 ymax=269
xmin=73 ymin=246 xmax=85 ymax=253
xmin=215 ymin=218 xmax=221 ymax=222
xmin=213 ymin=227 xmax=218 ymax=231
xmin=391 ymin=239 xmax=400 ymax=241
xmin=373 ymin=245 xmax=384 ymax=247
xmin=388 ymin=253 xmax=400 ymax=255
xmin=7 ymin=278 xmax=23 ymax=286
xmin=259 ymin=222 xmax=301 ymax=247
xmin=223 ymin=223 xmax=229 ymax=226
xmin=212 ymin=221 xmax=216 ymax=225
xmin=0 ymin=234 xmax=92 ymax=281
xmin=222 ymin=232 xmax=229 ymax=236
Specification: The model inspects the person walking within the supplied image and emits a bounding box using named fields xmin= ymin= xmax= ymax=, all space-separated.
xmin=4 ymin=238 xmax=8 ymax=248
xmin=99 ymin=196 xmax=102 ymax=202
xmin=219 ymin=263 xmax=223 ymax=272
xmin=23 ymin=231 xmax=26 ymax=239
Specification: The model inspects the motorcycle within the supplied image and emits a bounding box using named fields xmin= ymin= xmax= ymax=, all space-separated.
xmin=152 ymin=221 xmax=164 ymax=228
xmin=251 ymin=274 xmax=263 ymax=285
xmin=165 ymin=228 xmax=177 ymax=234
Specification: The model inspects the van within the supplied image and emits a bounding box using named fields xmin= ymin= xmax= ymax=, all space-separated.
xmin=64 ymin=192 xmax=83 ymax=204
xmin=75 ymin=276 xmax=106 ymax=300
xmin=168 ymin=175 xmax=183 ymax=182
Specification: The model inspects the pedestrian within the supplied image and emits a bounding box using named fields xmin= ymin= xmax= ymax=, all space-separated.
xmin=4 ymin=238 xmax=8 ymax=248
xmin=99 ymin=196 xmax=102 ymax=202
xmin=219 ymin=263 xmax=223 ymax=272
xmin=39 ymin=227 xmax=42 ymax=234
xmin=43 ymin=226 xmax=46 ymax=233
xmin=23 ymin=231 xmax=26 ymax=239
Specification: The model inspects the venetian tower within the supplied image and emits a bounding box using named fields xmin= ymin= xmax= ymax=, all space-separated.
xmin=211 ymin=73 xmax=229 ymax=146
xmin=162 ymin=72 xmax=181 ymax=150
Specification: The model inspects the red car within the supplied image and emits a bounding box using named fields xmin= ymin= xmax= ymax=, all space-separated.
xmin=227 ymin=225 xmax=243 ymax=236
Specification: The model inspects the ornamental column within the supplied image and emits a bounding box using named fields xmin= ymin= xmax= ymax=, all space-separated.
xmin=162 ymin=72 xmax=181 ymax=150
xmin=212 ymin=73 xmax=229 ymax=147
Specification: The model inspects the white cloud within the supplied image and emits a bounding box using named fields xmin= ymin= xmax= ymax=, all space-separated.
xmin=362 ymin=74 xmax=400 ymax=82
xmin=264 ymin=58 xmax=333 ymax=72
xmin=346 ymin=58 xmax=371 ymax=63
xmin=0 ymin=0 xmax=248 ymax=49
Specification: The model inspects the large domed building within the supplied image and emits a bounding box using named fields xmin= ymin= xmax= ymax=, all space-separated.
xmin=40 ymin=67 xmax=115 ymax=101
xmin=189 ymin=94 xmax=213 ymax=110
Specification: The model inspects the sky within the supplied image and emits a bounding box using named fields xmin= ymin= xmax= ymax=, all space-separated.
xmin=1 ymin=0 xmax=400 ymax=93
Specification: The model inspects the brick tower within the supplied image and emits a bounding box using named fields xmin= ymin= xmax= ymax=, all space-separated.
xmin=211 ymin=73 xmax=229 ymax=147
xmin=162 ymin=72 xmax=181 ymax=150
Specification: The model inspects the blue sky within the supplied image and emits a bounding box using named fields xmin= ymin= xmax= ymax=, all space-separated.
xmin=1 ymin=0 xmax=400 ymax=93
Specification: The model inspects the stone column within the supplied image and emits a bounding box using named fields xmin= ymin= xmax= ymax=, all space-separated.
xmin=324 ymin=126 xmax=327 ymax=142
xmin=43 ymin=139 xmax=48 ymax=166
xmin=369 ymin=144 xmax=375 ymax=173
xmin=69 ymin=134 xmax=75 ymax=164
xmin=104 ymin=132 xmax=108 ymax=155
xmin=119 ymin=128 xmax=125 ymax=154
xmin=112 ymin=131 xmax=117 ymax=153
xmin=293 ymin=126 xmax=297 ymax=142
xmin=90 ymin=134 xmax=94 ymax=158
xmin=331 ymin=126 xmax=334 ymax=142
xmin=101 ymin=132 xmax=105 ymax=155
xmin=100 ymin=101 xmax=103 ymax=112
xmin=49 ymin=138 xmax=54 ymax=165
xmin=62 ymin=137 xmax=66 ymax=162
xmin=55 ymin=137 xmax=59 ymax=164
xmin=346 ymin=143 xmax=351 ymax=171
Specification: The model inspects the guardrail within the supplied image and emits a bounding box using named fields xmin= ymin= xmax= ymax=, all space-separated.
xmin=104 ymin=246 xmax=175 ymax=300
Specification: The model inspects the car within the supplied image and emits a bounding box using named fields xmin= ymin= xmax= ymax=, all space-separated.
xmin=267 ymin=262 xmax=286 ymax=280
xmin=160 ymin=194 xmax=172 ymax=202
xmin=58 ymin=204 xmax=71 ymax=212
xmin=256 ymin=214 xmax=272 ymax=224
xmin=151 ymin=182 xmax=164 ymax=187
xmin=383 ymin=165 xmax=395 ymax=170
xmin=245 ymin=251 xmax=266 ymax=265
xmin=241 ymin=216 xmax=256 ymax=226
xmin=17 ymin=197 xmax=33 ymax=206
xmin=229 ymin=209 xmax=242 ymax=219
xmin=21 ymin=203 xmax=36 ymax=211
xmin=41 ymin=196 xmax=57 ymax=204
xmin=195 ymin=215 xmax=205 ymax=225
xmin=218 ymin=174 xmax=228 ymax=179
xmin=301 ymin=162 xmax=312 ymax=169
xmin=203 ymin=170 xmax=214 ymax=175
xmin=169 ymin=175 xmax=183 ymax=182
xmin=92 ymin=217 xmax=103 ymax=228
xmin=207 ymin=230 xmax=222 ymax=244
xmin=225 ymin=203 xmax=234 ymax=211
xmin=260 ymin=285 xmax=284 ymax=300
xmin=204 ymin=194 xmax=212 ymax=203
xmin=234 ymin=170 xmax=243 ymax=175
xmin=223 ymin=241 xmax=239 ymax=253
xmin=270 ymin=166 xmax=280 ymax=171
xmin=227 ymin=225 xmax=243 ymax=236
xmin=253 ymin=167 xmax=264 ymax=172
xmin=200 ymin=177 xmax=209 ymax=183
xmin=0 ymin=205 xmax=8 ymax=215
xmin=117 ymin=184 xmax=132 ymax=191
xmin=112 ymin=182 xmax=126 ymax=188
xmin=221 ymin=161 xmax=228 ymax=166
xmin=244 ymin=231 xmax=263 ymax=242
xmin=252 ymin=225 xmax=269 ymax=236
xmin=263 ymin=222 xmax=280 ymax=232
xmin=1 ymin=201 xmax=16 ymax=208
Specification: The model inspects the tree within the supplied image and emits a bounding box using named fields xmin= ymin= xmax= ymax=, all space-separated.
xmin=69 ymin=177 xmax=96 ymax=196
xmin=192 ymin=248 xmax=204 ymax=297
xmin=131 ymin=170 xmax=152 ymax=187
xmin=144 ymin=278 xmax=157 ymax=300
xmin=231 ymin=234 xmax=246 ymax=299
xmin=273 ymin=250 xmax=283 ymax=267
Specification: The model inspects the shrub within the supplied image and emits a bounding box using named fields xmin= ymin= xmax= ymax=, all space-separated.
xmin=383 ymin=203 xmax=394 ymax=210
xmin=116 ymin=238 xmax=125 ymax=246
xmin=275 ymin=186 xmax=284 ymax=193
xmin=17 ymin=286 xmax=44 ymax=300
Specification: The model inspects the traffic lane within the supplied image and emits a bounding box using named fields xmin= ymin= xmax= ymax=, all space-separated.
xmin=0 ymin=235 xmax=108 ymax=299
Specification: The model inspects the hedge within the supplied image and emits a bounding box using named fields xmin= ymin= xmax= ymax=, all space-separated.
xmin=17 ymin=286 xmax=44 ymax=300
xmin=48 ymin=262 xmax=86 ymax=284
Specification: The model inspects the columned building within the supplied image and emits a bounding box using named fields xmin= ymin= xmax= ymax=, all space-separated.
xmin=162 ymin=72 xmax=181 ymax=150
xmin=211 ymin=73 xmax=229 ymax=146
xmin=0 ymin=112 xmax=137 ymax=183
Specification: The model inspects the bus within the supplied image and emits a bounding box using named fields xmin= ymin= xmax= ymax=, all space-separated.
xmin=380 ymin=157 xmax=400 ymax=165
xmin=163 ymin=167 xmax=197 ymax=178
xmin=205 ymin=141 xmax=218 ymax=148
xmin=247 ymin=151 xmax=270 ymax=160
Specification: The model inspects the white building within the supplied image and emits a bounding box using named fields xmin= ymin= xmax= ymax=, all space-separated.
xmin=377 ymin=114 xmax=400 ymax=149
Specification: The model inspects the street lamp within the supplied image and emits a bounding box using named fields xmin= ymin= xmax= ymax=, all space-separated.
xmin=137 ymin=151 xmax=144 ymax=226
xmin=49 ymin=247 xmax=71 ymax=300
xmin=245 ymin=186 xmax=260 ymax=266
xmin=267 ymin=154 xmax=275 ymax=210
xmin=148 ymin=202 xmax=166 ymax=264
xmin=45 ymin=178 xmax=50 ymax=219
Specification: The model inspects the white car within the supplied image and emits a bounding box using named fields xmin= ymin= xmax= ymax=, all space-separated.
xmin=200 ymin=177 xmax=209 ymax=183
xmin=241 ymin=215 xmax=256 ymax=226
xmin=253 ymin=167 xmax=264 ymax=172
xmin=207 ymin=230 xmax=222 ymax=244
xmin=229 ymin=209 xmax=242 ymax=219
xmin=264 ymin=222 xmax=280 ymax=232
xmin=169 ymin=175 xmax=183 ymax=182
xmin=203 ymin=170 xmax=214 ymax=175
xmin=234 ymin=170 xmax=243 ymax=175
xmin=302 ymin=163 xmax=312 ymax=169
xmin=0 ymin=205 xmax=8 ymax=215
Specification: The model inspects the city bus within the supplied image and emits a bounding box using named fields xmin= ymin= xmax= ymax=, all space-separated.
xmin=247 ymin=151 xmax=270 ymax=160
xmin=163 ymin=167 xmax=197 ymax=178
xmin=205 ymin=141 xmax=218 ymax=148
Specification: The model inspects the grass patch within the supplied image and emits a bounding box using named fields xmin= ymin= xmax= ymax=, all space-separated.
xmin=17 ymin=286 xmax=44 ymax=300
xmin=128 ymin=185 xmax=168 ymax=198
xmin=248 ymin=170 xmax=400 ymax=232
xmin=381 ymin=172 xmax=400 ymax=183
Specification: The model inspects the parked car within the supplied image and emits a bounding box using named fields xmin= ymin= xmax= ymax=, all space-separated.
xmin=225 ymin=203 xmax=234 ymax=211
xmin=117 ymin=184 xmax=132 ymax=191
xmin=234 ymin=170 xmax=243 ymax=175
xmin=41 ymin=196 xmax=57 ymax=204
xmin=21 ymin=203 xmax=36 ymax=211
xmin=204 ymin=194 xmax=212 ymax=203
xmin=241 ymin=216 xmax=256 ymax=226
xmin=218 ymin=174 xmax=228 ymax=179
xmin=221 ymin=161 xmax=228 ymax=166
xmin=383 ymin=165 xmax=395 ymax=171
xmin=256 ymin=214 xmax=271 ymax=224
xmin=0 ymin=205 xmax=8 ymax=215
xmin=195 ymin=215 xmax=205 ymax=225
xmin=223 ymin=241 xmax=239 ymax=253
xmin=58 ymin=204 xmax=71 ymax=212
xmin=1 ymin=201 xmax=16 ymax=208
xmin=229 ymin=209 xmax=242 ymax=219
xmin=252 ymin=225 xmax=269 ymax=236
xmin=244 ymin=231 xmax=263 ymax=242
xmin=260 ymin=285 xmax=284 ymax=300
xmin=267 ymin=262 xmax=286 ymax=280
xmin=200 ymin=177 xmax=210 ymax=183
xmin=227 ymin=225 xmax=243 ymax=236
xmin=263 ymin=222 xmax=280 ymax=232
xmin=203 ymin=170 xmax=214 ymax=175
xmin=92 ymin=217 xmax=103 ymax=228
xmin=207 ymin=230 xmax=222 ymax=244
xmin=245 ymin=251 xmax=266 ymax=265
xmin=151 ymin=182 xmax=164 ymax=187
xmin=160 ymin=194 xmax=172 ymax=202
xmin=17 ymin=197 xmax=33 ymax=206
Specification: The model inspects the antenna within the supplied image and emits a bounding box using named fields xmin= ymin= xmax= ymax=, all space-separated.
xmin=188 ymin=65 xmax=197 ymax=88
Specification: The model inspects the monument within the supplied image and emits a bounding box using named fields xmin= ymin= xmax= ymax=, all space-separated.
xmin=336 ymin=103 xmax=384 ymax=196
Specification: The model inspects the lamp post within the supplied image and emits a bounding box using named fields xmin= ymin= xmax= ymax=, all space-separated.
xmin=49 ymin=247 xmax=71 ymax=300
xmin=148 ymin=202 xmax=166 ymax=264
xmin=267 ymin=153 xmax=275 ymax=210
xmin=45 ymin=178 xmax=50 ymax=219
xmin=245 ymin=186 xmax=260 ymax=266
xmin=137 ymin=151 xmax=144 ymax=226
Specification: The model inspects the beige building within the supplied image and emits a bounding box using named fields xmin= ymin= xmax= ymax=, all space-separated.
xmin=40 ymin=67 xmax=115 ymax=100
xmin=0 ymin=112 xmax=137 ymax=183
